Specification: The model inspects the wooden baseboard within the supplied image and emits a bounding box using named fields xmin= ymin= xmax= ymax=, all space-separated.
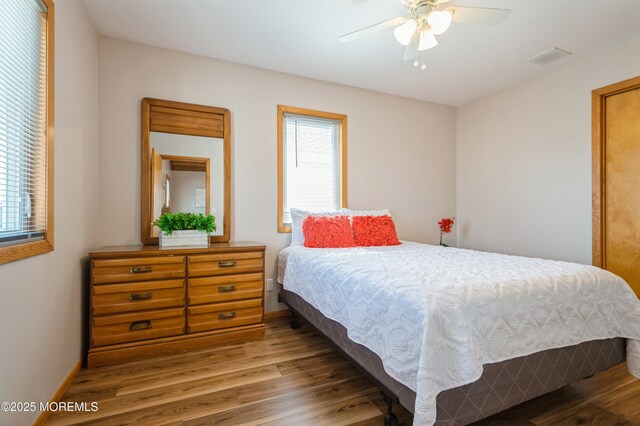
xmin=33 ymin=360 xmax=81 ymax=426
xmin=264 ymin=309 xmax=291 ymax=321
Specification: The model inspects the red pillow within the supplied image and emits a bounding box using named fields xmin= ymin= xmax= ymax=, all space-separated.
xmin=352 ymin=215 xmax=400 ymax=246
xmin=303 ymin=215 xmax=356 ymax=248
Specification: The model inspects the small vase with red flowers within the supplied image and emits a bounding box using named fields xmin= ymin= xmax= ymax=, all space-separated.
xmin=438 ymin=217 xmax=455 ymax=247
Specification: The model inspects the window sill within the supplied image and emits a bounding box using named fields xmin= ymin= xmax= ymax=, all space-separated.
xmin=279 ymin=224 xmax=292 ymax=233
xmin=0 ymin=239 xmax=54 ymax=265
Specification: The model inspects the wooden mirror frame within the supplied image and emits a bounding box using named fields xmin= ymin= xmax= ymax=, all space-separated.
xmin=141 ymin=98 xmax=231 ymax=244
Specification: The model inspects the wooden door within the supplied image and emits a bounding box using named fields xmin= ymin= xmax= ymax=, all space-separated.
xmin=151 ymin=148 xmax=163 ymax=238
xmin=594 ymin=77 xmax=640 ymax=297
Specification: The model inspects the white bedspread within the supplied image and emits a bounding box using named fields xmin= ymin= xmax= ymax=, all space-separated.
xmin=277 ymin=242 xmax=640 ymax=425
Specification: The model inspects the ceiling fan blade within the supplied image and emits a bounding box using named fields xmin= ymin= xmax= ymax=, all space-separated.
xmin=403 ymin=31 xmax=419 ymax=61
xmin=447 ymin=7 xmax=511 ymax=25
xmin=339 ymin=16 xmax=408 ymax=43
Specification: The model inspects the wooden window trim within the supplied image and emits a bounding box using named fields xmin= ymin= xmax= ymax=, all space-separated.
xmin=592 ymin=75 xmax=640 ymax=268
xmin=277 ymin=105 xmax=348 ymax=233
xmin=0 ymin=0 xmax=55 ymax=265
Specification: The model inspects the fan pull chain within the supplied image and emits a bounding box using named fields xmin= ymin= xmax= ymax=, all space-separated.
xmin=412 ymin=59 xmax=427 ymax=71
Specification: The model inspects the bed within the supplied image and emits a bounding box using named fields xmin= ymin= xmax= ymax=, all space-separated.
xmin=277 ymin=242 xmax=640 ymax=426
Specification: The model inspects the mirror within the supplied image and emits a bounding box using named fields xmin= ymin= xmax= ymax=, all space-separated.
xmin=150 ymin=134 xmax=223 ymax=232
xmin=141 ymin=98 xmax=231 ymax=244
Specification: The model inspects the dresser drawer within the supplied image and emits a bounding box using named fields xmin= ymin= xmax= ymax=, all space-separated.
xmin=187 ymin=299 xmax=262 ymax=333
xmin=188 ymin=273 xmax=263 ymax=305
xmin=92 ymin=256 xmax=185 ymax=284
xmin=91 ymin=308 xmax=185 ymax=347
xmin=188 ymin=252 xmax=263 ymax=277
xmin=92 ymin=279 xmax=185 ymax=315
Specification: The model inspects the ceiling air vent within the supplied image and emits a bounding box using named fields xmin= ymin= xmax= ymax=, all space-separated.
xmin=527 ymin=47 xmax=572 ymax=65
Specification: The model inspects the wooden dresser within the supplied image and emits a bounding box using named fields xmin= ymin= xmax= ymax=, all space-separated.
xmin=88 ymin=242 xmax=266 ymax=368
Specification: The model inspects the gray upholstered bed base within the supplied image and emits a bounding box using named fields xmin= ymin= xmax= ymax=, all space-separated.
xmin=281 ymin=289 xmax=626 ymax=425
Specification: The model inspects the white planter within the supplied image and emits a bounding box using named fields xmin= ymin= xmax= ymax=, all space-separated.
xmin=159 ymin=230 xmax=209 ymax=249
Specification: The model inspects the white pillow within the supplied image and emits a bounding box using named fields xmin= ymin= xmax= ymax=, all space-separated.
xmin=290 ymin=208 xmax=343 ymax=246
xmin=341 ymin=208 xmax=391 ymax=217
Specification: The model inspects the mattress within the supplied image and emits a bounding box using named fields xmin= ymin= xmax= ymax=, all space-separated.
xmin=282 ymin=289 xmax=625 ymax=425
xmin=278 ymin=242 xmax=640 ymax=425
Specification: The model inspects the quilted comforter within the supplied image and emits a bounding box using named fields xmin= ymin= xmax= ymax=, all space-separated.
xmin=277 ymin=242 xmax=640 ymax=425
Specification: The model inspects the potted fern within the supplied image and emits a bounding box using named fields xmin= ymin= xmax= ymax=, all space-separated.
xmin=154 ymin=212 xmax=216 ymax=248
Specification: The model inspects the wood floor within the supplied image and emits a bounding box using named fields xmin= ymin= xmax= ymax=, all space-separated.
xmin=48 ymin=318 xmax=639 ymax=425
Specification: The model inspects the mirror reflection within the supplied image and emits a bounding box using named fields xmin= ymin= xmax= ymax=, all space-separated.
xmin=150 ymin=132 xmax=224 ymax=237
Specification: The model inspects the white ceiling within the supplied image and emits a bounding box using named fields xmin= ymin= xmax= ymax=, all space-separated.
xmin=82 ymin=0 xmax=640 ymax=106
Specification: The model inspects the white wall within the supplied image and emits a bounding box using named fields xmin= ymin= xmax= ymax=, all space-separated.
xmin=97 ymin=37 xmax=457 ymax=311
xmin=457 ymin=33 xmax=640 ymax=263
xmin=0 ymin=1 xmax=99 ymax=424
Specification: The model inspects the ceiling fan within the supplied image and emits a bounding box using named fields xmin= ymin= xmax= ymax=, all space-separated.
xmin=339 ymin=0 xmax=511 ymax=65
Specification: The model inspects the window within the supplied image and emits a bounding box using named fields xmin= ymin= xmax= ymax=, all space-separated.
xmin=277 ymin=105 xmax=347 ymax=232
xmin=0 ymin=0 xmax=54 ymax=264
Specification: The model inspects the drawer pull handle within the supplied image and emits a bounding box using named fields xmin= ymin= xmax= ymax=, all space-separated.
xmin=129 ymin=292 xmax=152 ymax=301
xmin=129 ymin=320 xmax=152 ymax=331
xmin=218 ymin=284 xmax=237 ymax=293
xmin=218 ymin=261 xmax=237 ymax=268
xmin=218 ymin=312 xmax=237 ymax=320
xmin=130 ymin=266 xmax=153 ymax=274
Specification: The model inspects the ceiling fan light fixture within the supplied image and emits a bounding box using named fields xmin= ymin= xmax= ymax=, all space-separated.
xmin=393 ymin=18 xmax=417 ymax=45
xmin=418 ymin=28 xmax=438 ymax=51
xmin=427 ymin=10 xmax=452 ymax=35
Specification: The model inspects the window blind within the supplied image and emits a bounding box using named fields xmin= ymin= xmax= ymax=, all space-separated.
xmin=0 ymin=0 xmax=48 ymax=246
xmin=283 ymin=113 xmax=341 ymax=225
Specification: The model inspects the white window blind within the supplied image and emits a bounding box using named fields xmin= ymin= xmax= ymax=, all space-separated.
xmin=0 ymin=0 xmax=48 ymax=247
xmin=283 ymin=113 xmax=341 ymax=225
